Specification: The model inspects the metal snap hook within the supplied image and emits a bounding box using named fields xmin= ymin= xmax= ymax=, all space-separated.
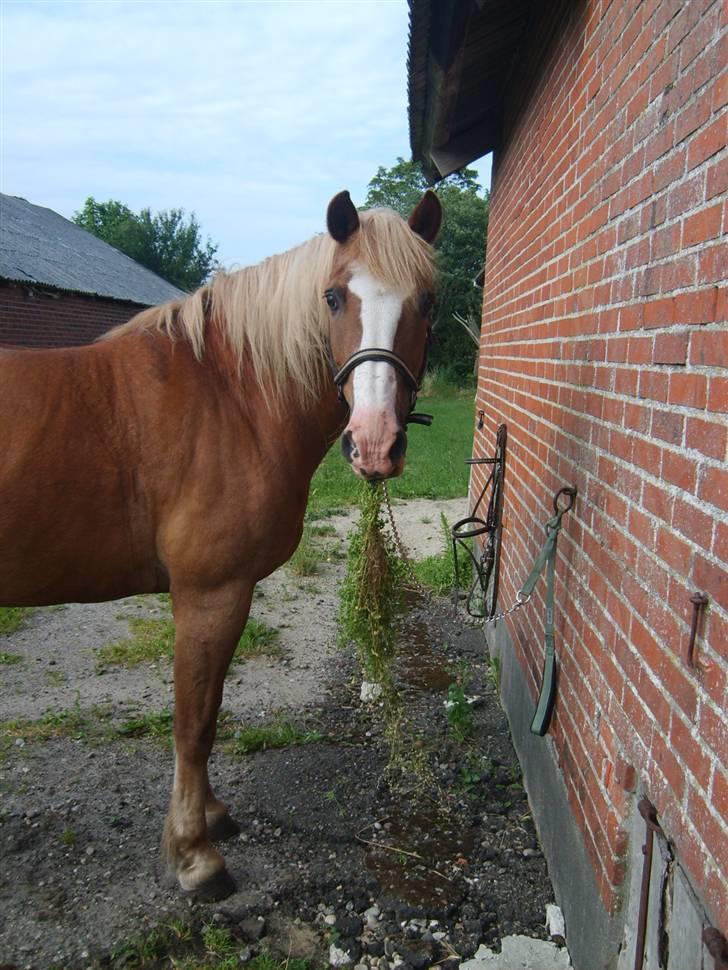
xmin=553 ymin=486 xmax=577 ymax=515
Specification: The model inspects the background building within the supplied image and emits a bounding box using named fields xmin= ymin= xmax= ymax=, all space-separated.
xmin=0 ymin=193 xmax=183 ymax=348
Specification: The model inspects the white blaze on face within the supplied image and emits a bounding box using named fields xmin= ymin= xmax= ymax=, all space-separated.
xmin=348 ymin=267 xmax=404 ymax=413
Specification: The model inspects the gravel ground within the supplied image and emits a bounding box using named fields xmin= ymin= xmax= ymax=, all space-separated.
xmin=0 ymin=498 xmax=561 ymax=969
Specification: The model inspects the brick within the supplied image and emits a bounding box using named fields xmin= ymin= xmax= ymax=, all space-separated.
xmin=689 ymin=326 xmax=728 ymax=366
xmin=693 ymin=554 xmax=728 ymax=612
xmin=668 ymin=372 xmax=708 ymax=408
xmin=686 ymin=112 xmax=728 ymax=169
xmin=699 ymin=464 xmax=728 ymax=511
xmin=707 ymin=376 xmax=728 ymax=412
xmin=670 ymin=712 xmax=711 ymax=789
xmin=652 ymin=331 xmax=689 ymax=364
xmin=698 ymin=242 xmax=728 ymax=284
xmin=685 ymin=417 xmax=728 ymax=461
xmin=683 ymin=201 xmax=724 ymax=247
xmin=706 ymin=157 xmax=728 ymax=200
xmin=660 ymin=449 xmax=697 ymax=492
xmin=672 ymin=496 xmax=714 ymax=549
xmin=699 ymin=703 xmax=728 ymax=766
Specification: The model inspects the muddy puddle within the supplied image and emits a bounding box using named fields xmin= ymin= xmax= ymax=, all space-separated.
xmin=365 ymin=810 xmax=473 ymax=911
xmin=396 ymin=621 xmax=454 ymax=693
xmin=362 ymin=594 xmax=473 ymax=911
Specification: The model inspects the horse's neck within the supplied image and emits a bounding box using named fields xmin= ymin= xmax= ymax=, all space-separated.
xmin=207 ymin=326 xmax=346 ymax=476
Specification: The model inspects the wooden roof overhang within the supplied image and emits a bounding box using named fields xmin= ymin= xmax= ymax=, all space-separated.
xmin=407 ymin=0 xmax=537 ymax=181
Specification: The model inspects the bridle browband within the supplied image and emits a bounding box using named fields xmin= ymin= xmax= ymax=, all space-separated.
xmin=329 ymin=333 xmax=434 ymax=427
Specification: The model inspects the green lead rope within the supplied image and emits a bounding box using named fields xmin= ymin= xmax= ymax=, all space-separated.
xmin=518 ymin=486 xmax=577 ymax=737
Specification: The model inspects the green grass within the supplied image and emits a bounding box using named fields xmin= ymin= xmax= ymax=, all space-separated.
xmin=96 ymin=616 xmax=279 ymax=670
xmin=115 ymin=708 xmax=175 ymax=741
xmin=107 ymin=917 xmax=313 ymax=970
xmin=0 ymin=705 xmax=111 ymax=762
xmin=0 ymin=650 xmax=22 ymax=665
xmin=0 ymin=606 xmax=33 ymax=635
xmin=307 ymin=392 xmax=473 ymax=515
xmin=411 ymin=512 xmax=471 ymax=595
xmin=287 ymin=524 xmax=322 ymax=576
xmin=227 ymin=719 xmax=323 ymax=756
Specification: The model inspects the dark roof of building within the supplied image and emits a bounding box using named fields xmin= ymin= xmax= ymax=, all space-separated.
xmin=407 ymin=0 xmax=537 ymax=180
xmin=0 ymin=193 xmax=185 ymax=305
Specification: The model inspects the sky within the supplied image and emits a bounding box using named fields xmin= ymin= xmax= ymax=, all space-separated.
xmin=0 ymin=0 xmax=491 ymax=269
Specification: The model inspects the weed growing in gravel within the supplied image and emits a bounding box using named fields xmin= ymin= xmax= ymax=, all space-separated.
xmin=308 ymin=522 xmax=337 ymax=537
xmin=96 ymin=617 xmax=279 ymax=670
xmin=486 ymin=653 xmax=501 ymax=693
xmin=412 ymin=513 xmax=470 ymax=596
xmin=0 ymin=606 xmax=33 ymax=635
xmin=288 ymin=524 xmax=322 ymax=576
xmin=0 ymin=703 xmax=104 ymax=745
xmin=96 ymin=617 xmax=176 ymax=669
xmin=0 ymin=650 xmax=22 ymax=665
xmin=234 ymin=619 xmax=281 ymax=659
xmin=458 ymin=752 xmax=494 ymax=794
xmin=60 ymin=826 xmax=76 ymax=847
xmin=227 ymin=719 xmax=323 ymax=755
xmin=108 ymin=920 xmax=191 ymax=967
xmin=115 ymin=709 xmax=175 ymax=742
xmin=446 ymin=664 xmax=475 ymax=742
xmin=44 ymin=668 xmax=67 ymax=685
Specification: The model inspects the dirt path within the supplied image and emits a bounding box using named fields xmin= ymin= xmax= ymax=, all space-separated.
xmin=0 ymin=498 xmax=560 ymax=970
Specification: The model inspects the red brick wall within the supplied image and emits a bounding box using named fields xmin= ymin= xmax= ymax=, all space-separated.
xmin=0 ymin=282 xmax=146 ymax=348
xmin=474 ymin=0 xmax=727 ymax=929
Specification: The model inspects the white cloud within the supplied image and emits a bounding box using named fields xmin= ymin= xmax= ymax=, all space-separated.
xmin=2 ymin=0 xmax=489 ymax=269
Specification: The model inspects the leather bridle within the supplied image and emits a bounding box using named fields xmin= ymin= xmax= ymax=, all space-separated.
xmin=329 ymin=328 xmax=434 ymax=427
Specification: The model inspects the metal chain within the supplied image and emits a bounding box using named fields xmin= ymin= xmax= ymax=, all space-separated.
xmin=379 ymin=482 xmax=531 ymax=628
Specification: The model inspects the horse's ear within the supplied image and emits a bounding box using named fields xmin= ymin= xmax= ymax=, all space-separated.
xmin=408 ymin=190 xmax=442 ymax=244
xmin=327 ymin=191 xmax=360 ymax=243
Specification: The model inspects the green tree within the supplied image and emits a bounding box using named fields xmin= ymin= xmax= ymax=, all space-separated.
xmin=73 ymin=198 xmax=219 ymax=291
xmin=365 ymin=158 xmax=489 ymax=384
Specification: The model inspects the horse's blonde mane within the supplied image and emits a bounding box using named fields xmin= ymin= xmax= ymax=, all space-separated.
xmin=109 ymin=207 xmax=436 ymax=401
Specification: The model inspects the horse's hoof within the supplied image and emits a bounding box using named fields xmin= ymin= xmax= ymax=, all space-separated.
xmin=188 ymin=866 xmax=237 ymax=902
xmin=207 ymin=813 xmax=241 ymax=842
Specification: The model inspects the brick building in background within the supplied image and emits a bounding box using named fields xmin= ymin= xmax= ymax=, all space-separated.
xmin=0 ymin=193 xmax=183 ymax=348
xmin=409 ymin=2 xmax=726 ymax=968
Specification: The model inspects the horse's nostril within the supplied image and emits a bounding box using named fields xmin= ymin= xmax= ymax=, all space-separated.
xmin=341 ymin=431 xmax=354 ymax=464
xmin=389 ymin=430 xmax=407 ymax=464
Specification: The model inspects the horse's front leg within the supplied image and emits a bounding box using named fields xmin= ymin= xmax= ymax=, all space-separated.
xmin=162 ymin=580 xmax=253 ymax=899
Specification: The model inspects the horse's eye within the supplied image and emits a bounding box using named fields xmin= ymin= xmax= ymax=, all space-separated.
xmin=420 ymin=292 xmax=435 ymax=318
xmin=324 ymin=289 xmax=340 ymax=313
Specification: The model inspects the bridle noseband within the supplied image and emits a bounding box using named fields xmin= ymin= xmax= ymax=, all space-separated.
xmin=329 ymin=330 xmax=434 ymax=427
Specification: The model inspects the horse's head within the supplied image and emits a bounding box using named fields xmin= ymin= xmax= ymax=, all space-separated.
xmin=324 ymin=189 xmax=442 ymax=481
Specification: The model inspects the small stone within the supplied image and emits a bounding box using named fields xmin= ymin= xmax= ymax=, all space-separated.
xmin=523 ymin=848 xmax=542 ymax=858
xmin=361 ymin=681 xmax=383 ymax=703
xmin=336 ymin=915 xmax=363 ymax=937
xmin=329 ymin=943 xmax=353 ymax=967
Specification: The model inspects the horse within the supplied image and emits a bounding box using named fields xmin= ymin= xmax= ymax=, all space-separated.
xmin=0 ymin=189 xmax=442 ymax=900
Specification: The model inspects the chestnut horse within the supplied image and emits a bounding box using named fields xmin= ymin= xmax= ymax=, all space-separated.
xmin=0 ymin=189 xmax=441 ymax=899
